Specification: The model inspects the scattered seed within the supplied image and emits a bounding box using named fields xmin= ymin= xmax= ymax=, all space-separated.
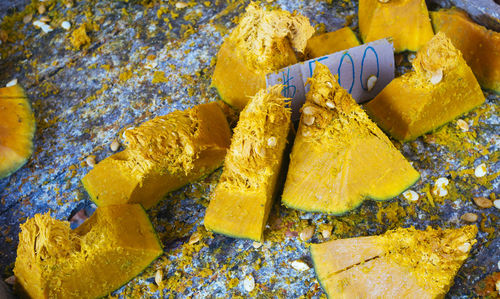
xmin=85 ymin=156 xmax=96 ymax=167
xmin=408 ymin=53 xmax=416 ymax=63
xmin=312 ymin=93 xmax=322 ymax=105
xmin=325 ymin=81 xmax=333 ymax=88
xmin=302 ymin=106 xmax=314 ymax=115
xmin=267 ymin=137 xmax=276 ymax=147
xmin=366 ymin=75 xmax=378 ymax=91
xmin=23 ymin=13 xmax=33 ymax=24
xmin=299 ymin=226 xmax=314 ymax=241
xmin=432 ymin=177 xmax=449 ymax=197
xmin=461 ymin=213 xmax=478 ymax=223
xmin=175 ymin=2 xmax=188 ymax=9
xmin=403 ymin=190 xmax=419 ymax=202
xmin=155 ymin=269 xmax=163 ymax=285
xmin=494 ymin=200 xmax=500 ymax=210
xmin=110 ymin=140 xmax=120 ymax=152
xmin=61 ymin=21 xmax=71 ymax=30
xmin=435 ymin=177 xmax=449 ymax=187
xmin=243 ymin=274 xmax=255 ymax=292
xmin=430 ymin=69 xmax=443 ymax=85
xmin=38 ymin=4 xmax=46 ymax=14
xmin=185 ymin=143 xmax=194 ymax=156
xmin=457 ymin=242 xmax=471 ymax=253
xmin=65 ymin=0 xmax=74 ymax=8
xmin=39 ymin=16 xmax=51 ymax=22
xmin=188 ymin=232 xmax=201 ymax=245
xmin=474 ymin=163 xmax=487 ymax=177
xmin=378 ymin=0 xmax=390 ymax=2
xmin=456 ymin=119 xmax=469 ymax=132
xmin=394 ymin=54 xmax=404 ymax=65
xmin=33 ymin=20 xmax=53 ymax=33
xmin=321 ymin=225 xmax=333 ymax=239
xmin=6 ymin=79 xmax=17 ymax=87
xmin=252 ymin=242 xmax=262 ymax=249
xmin=473 ymin=197 xmax=493 ymax=209
xmin=325 ymin=101 xmax=335 ymax=109
xmin=291 ymin=260 xmax=310 ymax=271
xmin=302 ymin=130 xmax=311 ymax=137
xmin=303 ymin=115 xmax=315 ymax=126
xmin=4 ymin=275 xmax=15 ymax=285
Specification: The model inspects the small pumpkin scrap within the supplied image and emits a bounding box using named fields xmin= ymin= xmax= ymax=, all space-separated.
xmin=305 ymin=27 xmax=360 ymax=59
xmin=204 ymin=85 xmax=291 ymax=241
xmin=0 ymin=84 xmax=36 ymax=179
xmin=311 ymin=225 xmax=478 ymax=298
xmin=281 ymin=63 xmax=419 ymax=214
xmin=212 ymin=2 xmax=314 ymax=109
xmin=358 ymin=0 xmax=434 ymax=52
xmin=82 ymin=101 xmax=231 ymax=209
xmin=14 ymin=204 xmax=163 ymax=299
xmin=365 ymin=32 xmax=485 ymax=141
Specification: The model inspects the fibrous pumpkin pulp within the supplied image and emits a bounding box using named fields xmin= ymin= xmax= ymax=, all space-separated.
xmin=365 ymin=32 xmax=485 ymax=141
xmin=359 ymin=0 xmax=434 ymax=52
xmin=204 ymin=86 xmax=291 ymax=241
xmin=0 ymin=84 xmax=35 ymax=179
xmin=82 ymin=102 xmax=231 ymax=209
xmin=212 ymin=2 xmax=314 ymax=109
xmin=282 ymin=63 xmax=419 ymax=214
xmin=311 ymin=225 xmax=477 ymax=298
xmin=305 ymin=27 xmax=360 ymax=59
xmin=14 ymin=204 xmax=163 ymax=299
xmin=431 ymin=8 xmax=500 ymax=93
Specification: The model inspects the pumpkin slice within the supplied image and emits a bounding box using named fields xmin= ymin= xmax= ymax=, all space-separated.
xmin=305 ymin=27 xmax=360 ymax=59
xmin=14 ymin=204 xmax=163 ymax=299
xmin=311 ymin=225 xmax=477 ymax=298
xmin=365 ymin=32 xmax=485 ymax=142
xmin=358 ymin=0 xmax=434 ymax=52
xmin=281 ymin=63 xmax=419 ymax=214
xmin=82 ymin=102 xmax=231 ymax=209
xmin=204 ymin=86 xmax=291 ymax=241
xmin=431 ymin=8 xmax=500 ymax=93
xmin=212 ymin=2 xmax=314 ymax=109
xmin=0 ymin=84 xmax=35 ymax=179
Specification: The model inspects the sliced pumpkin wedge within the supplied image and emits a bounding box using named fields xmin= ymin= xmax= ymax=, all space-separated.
xmin=0 ymin=84 xmax=35 ymax=179
xmin=14 ymin=204 xmax=163 ymax=299
xmin=311 ymin=225 xmax=478 ymax=298
xmin=282 ymin=63 xmax=419 ymax=214
xmin=204 ymin=85 xmax=292 ymax=241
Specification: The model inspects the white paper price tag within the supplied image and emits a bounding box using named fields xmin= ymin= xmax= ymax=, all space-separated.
xmin=266 ymin=38 xmax=395 ymax=121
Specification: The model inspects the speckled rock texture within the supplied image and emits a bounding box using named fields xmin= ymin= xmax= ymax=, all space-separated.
xmin=0 ymin=0 xmax=498 ymax=298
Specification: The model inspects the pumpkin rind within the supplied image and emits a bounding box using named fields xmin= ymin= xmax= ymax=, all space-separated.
xmin=431 ymin=8 xmax=500 ymax=93
xmin=0 ymin=85 xmax=35 ymax=179
xmin=204 ymin=86 xmax=291 ymax=241
xmin=311 ymin=225 xmax=478 ymax=298
xmin=82 ymin=102 xmax=231 ymax=209
xmin=305 ymin=27 xmax=360 ymax=59
xmin=358 ymin=0 xmax=434 ymax=52
xmin=14 ymin=204 xmax=163 ymax=299
xmin=364 ymin=32 xmax=485 ymax=141
xmin=212 ymin=3 xmax=314 ymax=110
xmin=281 ymin=63 xmax=419 ymax=214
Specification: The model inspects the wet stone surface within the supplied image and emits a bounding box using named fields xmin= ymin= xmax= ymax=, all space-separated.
xmin=0 ymin=0 xmax=499 ymax=298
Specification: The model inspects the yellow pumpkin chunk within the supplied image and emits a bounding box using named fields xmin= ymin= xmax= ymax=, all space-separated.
xmin=14 ymin=204 xmax=163 ymax=299
xmin=204 ymin=86 xmax=291 ymax=241
xmin=311 ymin=225 xmax=477 ymax=298
xmin=365 ymin=32 xmax=485 ymax=141
xmin=431 ymin=8 xmax=500 ymax=93
xmin=0 ymin=85 xmax=35 ymax=179
xmin=212 ymin=3 xmax=314 ymax=109
xmin=282 ymin=63 xmax=419 ymax=214
xmin=82 ymin=102 xmax=231 ymax=209
xmin=359 ymin=0 xmax=434 ymax=52
xmin=305 ymin=27 xmax=360 ymax=59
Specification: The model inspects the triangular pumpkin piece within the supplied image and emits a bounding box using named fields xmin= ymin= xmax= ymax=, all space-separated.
xmin=311 ymin=225 xmax=478 ymax=298
xmin=14 ymin=204 xmax=163 ymax=298
xmin=204 ymin=86 xmax=291 ymax=241
xmin=282 ymin=63 xmax=419 ymax=214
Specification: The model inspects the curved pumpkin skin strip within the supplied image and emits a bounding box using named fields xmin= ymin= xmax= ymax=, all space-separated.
xmin=212 ymin=3 xmax=314 ymax=110
xmin=311 ymin=225 xmax=478 ymax=298
xmin=82 ymin=102 xmax=231 ymax=209
xmin=282 ymin=63 xmax=419 ymax=214
xmin=14 ymin=204 xmax=163 ymax=299
xmin=365 ymin=32 xmax=485 ymax=141
xmin=359 ymin=0 xmax=434 ymax=52
xmin=0 ymin=85 xmax=35 ymax=179
xmin=204 ymin=85 xmax=291 ymax=242
xmin=431 ymin=8 xmax=500 ymax=93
